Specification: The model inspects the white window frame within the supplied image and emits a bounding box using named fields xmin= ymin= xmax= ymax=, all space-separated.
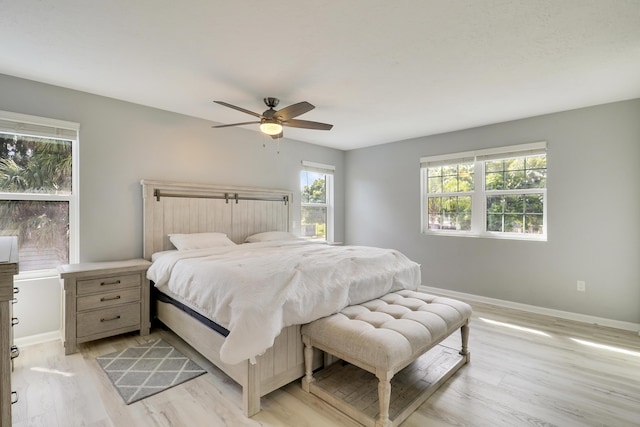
xmin=420 ymin=141 xmax=547 ymax=241
xmin=300 ymin=160 xmax=334 ymax=243
xmin=0 ymin=110 xmax=80 ymax=279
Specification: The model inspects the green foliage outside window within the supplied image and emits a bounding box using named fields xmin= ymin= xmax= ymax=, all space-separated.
xmin=0 ymin=134 xmax=72 ymax=193
xmin=486 ymin=194 xmax=544 ymax=233
xmin=426 ymin=154 xmax=546 ymax=235
xmin=427 ymin=163 xmax=473 ymax=230
xmin=485 ymin=155 xmax=546 ymax=234
xmin=0 ymin=133 xmax=73 ymax=270
xmin=485 ymin=155 xmax=546 ymax=190
xmin=301 ymin=175 xmax=326 ymax=203
xmin=301 ymin=172 xmax=327 ymax=239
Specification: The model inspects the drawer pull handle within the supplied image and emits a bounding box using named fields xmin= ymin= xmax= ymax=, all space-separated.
xmin=11 ymin=391 xmax=18 ymax=404
xmin=10 ymin=345 xmax=20 ymax=359
xmin=13 ymin=286 xmax=19 ymax=294
xmin=11 ymin=317 xmax=19 ymax=326
xmin=12 ymin=297 xmax=18 ymax=304
xmin=100 ymin=279 xmax=121 ymax=286
xmin=100 ymin=295 xmax=121 ymax=302
xmin=101 ymin=315 xmax=121 ymax=322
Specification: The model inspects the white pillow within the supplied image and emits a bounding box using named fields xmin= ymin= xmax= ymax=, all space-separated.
xmin=169 ymin=232 xmax=236 ymax=250
xmin=244 ymin=231 xmax=298 ymax=243
xmin=151 ymin=249 xmax=178 ymax=262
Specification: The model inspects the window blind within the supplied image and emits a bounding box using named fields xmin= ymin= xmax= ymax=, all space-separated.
xmin=0 ymin=110 xmax=79 ymax=141
xmin=420 ymin=141 xmax=546 ymax=167
xmin=420 ymin=155 xmax=475 ymax=168
xmin=301 ymin=160 xmax=335 ymax=175
xmin=476 ymin=142 xmax=546 ymax=162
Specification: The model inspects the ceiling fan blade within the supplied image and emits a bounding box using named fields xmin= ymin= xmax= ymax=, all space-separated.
xmin=273 ymin=101 xmax=315 ymax=121
xmin=214 ymin=101 xmax=263 ymax=119
xmin=282 ymin=119 xmax=333 ymax=130
xmin=212 ymin=121 xmax=261 ymax=128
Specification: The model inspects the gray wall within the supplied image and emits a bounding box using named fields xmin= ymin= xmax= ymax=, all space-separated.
xmin=345 ymin=99 xmax=640 ymax=324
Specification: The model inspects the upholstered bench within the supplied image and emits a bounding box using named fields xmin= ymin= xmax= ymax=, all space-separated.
xmin=301 ymin=290 xmax=471 ymax=427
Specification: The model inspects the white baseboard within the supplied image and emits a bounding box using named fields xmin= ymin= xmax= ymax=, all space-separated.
xmin=420 ymin=285 xmax=640 ymax=334
xmin=14 ymin=330 xmax=61 ymax=348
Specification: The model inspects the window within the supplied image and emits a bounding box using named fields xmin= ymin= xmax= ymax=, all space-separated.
xmin=0 ymin=111 xmax=79 ymax=275
xmin=300 ymin=160 xmax=334 ymax=242
xmin=421 ymin=142 xmax=547 ymax=240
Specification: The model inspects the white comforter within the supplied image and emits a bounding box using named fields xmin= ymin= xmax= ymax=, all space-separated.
xmin=148 ymin=240 xmax=421 ymax=365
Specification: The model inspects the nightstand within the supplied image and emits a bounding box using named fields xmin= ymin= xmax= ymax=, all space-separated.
xmin=58 ymin=259 xmax=151 ymax=355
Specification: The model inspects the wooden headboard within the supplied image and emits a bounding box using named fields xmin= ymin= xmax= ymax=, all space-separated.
xmin=141 ymin=180 xmax=292 ymax=260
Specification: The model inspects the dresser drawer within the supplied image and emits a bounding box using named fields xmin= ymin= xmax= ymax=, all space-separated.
xmin=76 ymin=303 xmax=141 ymax=338
xmin=76 ymin=273 xmax=140 ymax=295
xmin=76 ymin=288 xmax=141 ymax=312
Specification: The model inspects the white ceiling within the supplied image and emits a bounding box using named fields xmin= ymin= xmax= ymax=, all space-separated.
xmin=1 ymin=1 xmax=639 ymax=150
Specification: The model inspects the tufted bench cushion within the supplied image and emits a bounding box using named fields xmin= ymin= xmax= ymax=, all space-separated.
xmin=301 ymin=290 xmax=471 ymax=427
xmin=302 ymin=290 xmax=472 ymax=372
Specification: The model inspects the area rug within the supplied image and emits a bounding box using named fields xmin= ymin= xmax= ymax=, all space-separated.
xmin=96 ymin=339 xmax=206 ymax=404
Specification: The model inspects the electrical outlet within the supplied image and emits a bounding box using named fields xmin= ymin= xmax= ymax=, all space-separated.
xmin=577 ymin=280 xmax=586 ymax=292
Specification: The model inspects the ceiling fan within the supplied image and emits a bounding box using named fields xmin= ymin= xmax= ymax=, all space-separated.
xmin=212 ymin=97 xmax=333 ymax=139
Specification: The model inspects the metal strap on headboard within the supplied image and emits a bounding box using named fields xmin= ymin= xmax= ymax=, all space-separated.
xmin=153 ymin=189 xmax=289 ymax=205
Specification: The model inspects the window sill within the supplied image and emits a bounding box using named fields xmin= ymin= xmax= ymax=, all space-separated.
xmin=423 ymin=230 xmax=547 ymax=242
xmin=15 ymin=268 xmax=60 ymax=282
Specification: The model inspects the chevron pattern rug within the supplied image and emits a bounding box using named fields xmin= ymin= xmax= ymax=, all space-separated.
xmin=96 ymin=339 xmax=206 ymax=404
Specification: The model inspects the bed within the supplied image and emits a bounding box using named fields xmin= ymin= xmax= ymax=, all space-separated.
xmin=141 ymin=180 xmax=421 ymax=416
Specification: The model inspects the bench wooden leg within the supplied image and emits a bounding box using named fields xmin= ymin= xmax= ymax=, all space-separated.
xmin=301 ymin=335 xmax=314 ymax=392
xmin=460 ymin=320 xmax=470 ymax=361
xmin=375 ymin=370 xmax=393 ymax=427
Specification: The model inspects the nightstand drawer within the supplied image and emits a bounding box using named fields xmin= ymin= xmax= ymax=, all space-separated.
xmin=76 ymin=303 xmax=141 ymax=338
xmin=76 ymin=273 xmax=141 ymax=295
xmin=76 ymin=288 xmax=141 ymax=312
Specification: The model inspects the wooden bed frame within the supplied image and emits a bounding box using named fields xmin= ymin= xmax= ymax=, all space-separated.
xmin=141 ymin=180 xmax=321 ymax=416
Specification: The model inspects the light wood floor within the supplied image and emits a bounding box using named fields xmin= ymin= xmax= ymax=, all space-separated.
xmin=11 ymin=301 xmax=640 ymax=426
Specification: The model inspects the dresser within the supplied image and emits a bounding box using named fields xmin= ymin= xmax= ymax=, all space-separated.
xmin=58 ymin=259 xmax=151 ymax=355
xmin=1 ymin=236 xmax=19 ymax=427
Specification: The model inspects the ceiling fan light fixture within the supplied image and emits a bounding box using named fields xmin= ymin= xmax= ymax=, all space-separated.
xmin=260 ymin=120 xmax=283 ymax=136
